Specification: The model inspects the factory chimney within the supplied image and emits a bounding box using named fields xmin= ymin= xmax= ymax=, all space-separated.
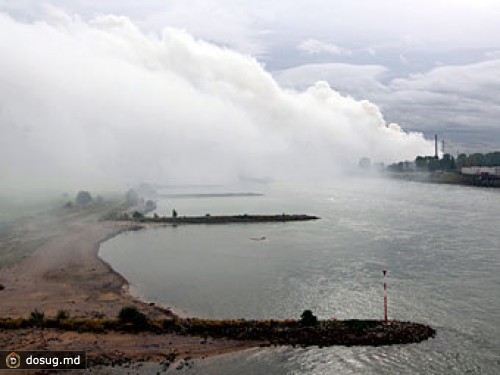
xmin=435 ymin=134 xmax=438 ymax=159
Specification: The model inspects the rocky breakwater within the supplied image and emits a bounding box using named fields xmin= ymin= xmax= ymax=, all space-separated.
xmin=165 ymin=318 xmax=436 ymax=347
xmin=108 ymin=213 xmax=320 ymax=225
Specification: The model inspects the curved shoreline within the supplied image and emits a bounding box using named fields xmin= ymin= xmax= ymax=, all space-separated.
xmin=96 ymin=222 xmax=435 ymax=347
xmin=0 ymin=205 xmax=435 ymax=368
xmin=0 ymin=207 xmax=261 ymax=366
xmin=97 ymin=225 xmax=192 ymax=319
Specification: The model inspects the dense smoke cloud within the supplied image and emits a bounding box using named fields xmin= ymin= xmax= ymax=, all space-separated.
xmin=0 ymin=8 xmax=433 ymax=191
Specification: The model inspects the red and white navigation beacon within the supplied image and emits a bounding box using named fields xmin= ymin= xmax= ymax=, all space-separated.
xmin=382 ymin=270 xmax=388 ymax=324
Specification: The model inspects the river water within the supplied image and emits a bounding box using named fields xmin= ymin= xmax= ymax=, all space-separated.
xmin=99 ymin=177 xmax=500 ymax=374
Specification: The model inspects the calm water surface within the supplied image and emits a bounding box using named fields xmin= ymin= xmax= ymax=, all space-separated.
xmin=100 ymin=178 xmax=500 ymax=374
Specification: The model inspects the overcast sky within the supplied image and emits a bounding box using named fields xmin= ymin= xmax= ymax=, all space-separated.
xmin=1 ymin=0 xmax=499 ymax=189
xmin=4 ymin=0 xmax=496 ymax=154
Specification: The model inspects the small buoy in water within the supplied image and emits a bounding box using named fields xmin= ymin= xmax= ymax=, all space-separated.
xmin=251 ymin=236 xmax=267 ymax=241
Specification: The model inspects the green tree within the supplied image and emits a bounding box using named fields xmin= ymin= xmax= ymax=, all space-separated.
xmin=132 ymin=211 xmax=144 ymax=221
xmin=415 ymin=156 xmax=427 ymax=170
xmin=118 ymin=306 xmax=148 ymax=330
xmin=491 ymin=152 xmax=500 ymax=166
xmin=469 ymin=153 xmax=485 ymax=166
xmin=440 ymin=154 xmax=455 ymax=171
xmin=484 ymin=152 xmax=500 ymax=167
xmin=455 ymin=153 xmax=468 ymax=169
xmin=300 ymin=310 xmax=318 ymax=326
xmin=427 ymin=157 xmax=440 ymax=171
xmin=75 ymin=191 xmax=92 ymax=205
xmin=30 ymin=309 xmax=45 ymax=328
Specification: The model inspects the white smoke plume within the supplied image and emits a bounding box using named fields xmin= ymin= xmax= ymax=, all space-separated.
xmin=0 ymin=8 xmax=433 ymax=191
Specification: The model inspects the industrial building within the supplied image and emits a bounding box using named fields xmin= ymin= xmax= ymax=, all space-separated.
xmin=461 ymin=167 xmax=500 ymax=186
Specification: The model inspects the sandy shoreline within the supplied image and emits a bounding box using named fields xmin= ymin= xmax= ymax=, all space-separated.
xmin=0 ymin=205 xmax=261 ymax=367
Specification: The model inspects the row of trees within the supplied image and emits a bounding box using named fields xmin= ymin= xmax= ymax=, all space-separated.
xmin=388 ymin=151 xmax=500 ymax=172
xmin=455 ymin=152 xmax=500 ymax=168
xmin=414 ymin=154 xmax=455 ymax=172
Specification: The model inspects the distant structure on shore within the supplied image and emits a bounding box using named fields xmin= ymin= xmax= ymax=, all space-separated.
xmin=384 ymin=149 xmax=500 ymax=187
xmin=462 ymin=167 xmax=500 ymax=176
xmin=434 ymin=134 xmax=438 ymax=159
xmin=461 ymin=166 xmax=500 ymax=186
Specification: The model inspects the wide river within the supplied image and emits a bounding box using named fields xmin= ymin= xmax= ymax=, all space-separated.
xmin=100 ymin=177 xmax=500 ymax=374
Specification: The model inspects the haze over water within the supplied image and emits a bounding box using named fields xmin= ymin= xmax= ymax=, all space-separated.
xmin=100 ymin=177 xmax=500 ymax=374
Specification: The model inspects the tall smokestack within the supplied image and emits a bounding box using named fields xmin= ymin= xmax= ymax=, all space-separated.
xmin=435 ymin=134 xmax=438 ymax=159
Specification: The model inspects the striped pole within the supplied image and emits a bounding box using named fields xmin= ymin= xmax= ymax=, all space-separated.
xmin=383 ymin=270 xmax=388 ymax=323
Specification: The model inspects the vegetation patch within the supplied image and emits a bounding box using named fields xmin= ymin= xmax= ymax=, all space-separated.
xmin=29 ymin=309 xmax=45 ymax=328
xmin=55 ymin=309 xmax=69 ymax=321
xmin=118 ymin=306 xmax=149 ymax=331
xmin=300 ymin=310 xmax=318 ymax=326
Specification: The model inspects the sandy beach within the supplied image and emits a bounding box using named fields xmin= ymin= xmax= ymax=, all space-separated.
xmin=0 ymin=204 xmax=260 ymax=368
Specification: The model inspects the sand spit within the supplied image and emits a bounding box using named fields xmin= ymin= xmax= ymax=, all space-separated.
xmin=0 ymin=205 xmax=260 ymax=368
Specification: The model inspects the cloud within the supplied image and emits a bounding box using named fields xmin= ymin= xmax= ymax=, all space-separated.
xmin=5 ymin=0 xmax=500 ymax=55
xmin=380 ymin=61 xmax=500 ymax=153
xmin=484 ymin=50 xmax=500 ymax=59
xmin=382 ymin=60 xmax=500 ymax=145
xmin=275 ymin=63 xmax=388 ymax=99
xmin=390 ymin=59 xmax=500 ymax=102
xmin=140 ymin=0 xmax=270 ymax=57
xmin=297 ymin=39 xmax=350 ymax=56
xmin=0 ymin=9 xmax=433 ymax=191
xmin=276 ymin=59 xmax=500 ymax=152
xmin=384 ymin=59 xmax=500 ymax=129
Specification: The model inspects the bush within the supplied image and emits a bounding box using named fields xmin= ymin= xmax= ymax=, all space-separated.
xmin=300 ymin=310 xmax=318 ymax=326
xmin=30 ymin=309 xmax=45 ymax=328
xmin=75 ymin=191 xmax=92 ymax=206
xmin=162 ymin=319 xmax=175 ymax=331
xmin=118 ymin=306 xmax=148 ymax=330
xmin=56 ymin=310 xmax=69 ymax=321
xmin=132 ymin=211 xmax=144 ymax=221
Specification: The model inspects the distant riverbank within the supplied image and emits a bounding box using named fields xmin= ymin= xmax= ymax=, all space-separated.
xmin=386 ymin=171 xmax=500 ymax=187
